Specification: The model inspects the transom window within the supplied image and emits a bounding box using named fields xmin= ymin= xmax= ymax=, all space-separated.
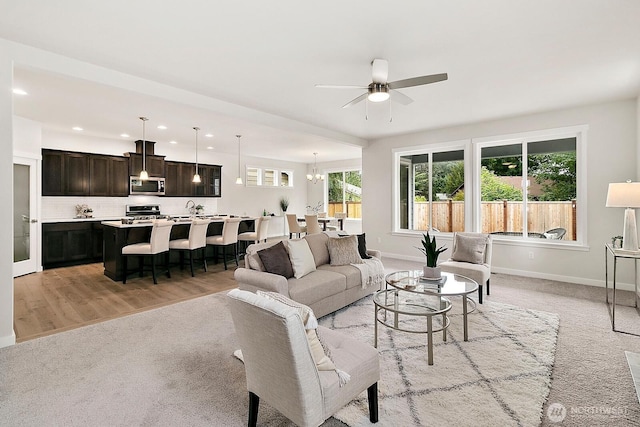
xmin=246 ymin=166 xmax=293 ymax=188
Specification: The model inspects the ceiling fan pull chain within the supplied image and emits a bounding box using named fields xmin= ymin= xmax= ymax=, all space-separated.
xmin=365 ymin=98 xmax=369 ymax=120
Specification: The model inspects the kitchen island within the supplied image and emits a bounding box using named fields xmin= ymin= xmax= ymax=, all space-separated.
xmin=101 ymin=217 xmax=255 ymax=281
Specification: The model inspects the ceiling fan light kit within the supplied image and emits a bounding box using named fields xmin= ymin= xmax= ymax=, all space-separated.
xmin=316 ymin=58 xmax=448 ymax=110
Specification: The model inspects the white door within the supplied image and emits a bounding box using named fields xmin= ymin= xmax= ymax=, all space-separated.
xmin=13 ymin=157 xmax=38 ymax=277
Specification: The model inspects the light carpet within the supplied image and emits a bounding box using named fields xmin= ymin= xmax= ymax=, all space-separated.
xmin=320 ymin=296 xmax=559 ymax=427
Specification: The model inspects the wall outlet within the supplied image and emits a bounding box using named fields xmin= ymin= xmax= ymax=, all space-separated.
xmin=528 ymin=252 xmax=534 ymax=260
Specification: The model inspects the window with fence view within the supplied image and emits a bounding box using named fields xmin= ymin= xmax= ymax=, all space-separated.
xmin=328 ymin=170 xmax=362 ymax=218
xmin=396 ymin=130 xmax=579 ymax=243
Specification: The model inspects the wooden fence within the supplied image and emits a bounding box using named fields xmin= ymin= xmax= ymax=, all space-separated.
xmin=413 ymin=200 xmax=577 ymax=240
xmin=327 ymin=202 xmax=362 ymax=218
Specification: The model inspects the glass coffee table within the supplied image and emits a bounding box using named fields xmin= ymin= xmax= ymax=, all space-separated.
xmin=373 ymin=289 xmax=451 ymax=365
xmin=385 ymin=270 xmax=479 ymax=341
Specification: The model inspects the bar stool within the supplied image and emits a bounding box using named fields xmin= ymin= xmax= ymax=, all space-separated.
xmin=122 ymin=219 xmax=174 ymax=284
xmin=238 ymin=216 xmax=270 ymax=253
xmin=206 ymin=217 xmax=242 ymax=270
xmin=169 ymin=219 xmax=210 ymax=277
xmin=304 ymin=214 xmax=322 ymax=235
xmin=286 ymin=214 xmax=306 ymax=238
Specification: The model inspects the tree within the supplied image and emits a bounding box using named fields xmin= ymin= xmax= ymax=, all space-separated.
xmin=480 ymin=167 xmax=523 ymax=201
xmin=528 ymin=152 xmax=576 ymax=201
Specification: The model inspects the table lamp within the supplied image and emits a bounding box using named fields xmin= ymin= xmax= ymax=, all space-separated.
xmin=606 ymin=181 xmax=640 ymax=251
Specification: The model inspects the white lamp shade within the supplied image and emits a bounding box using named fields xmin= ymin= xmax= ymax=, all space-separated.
xmin=139 ymin=170 xmax=149 ymax=180
xmin=192 ymin=173 xmax=201 ymax=183
xmin=606 ymin=182 xmax=640 ymax=207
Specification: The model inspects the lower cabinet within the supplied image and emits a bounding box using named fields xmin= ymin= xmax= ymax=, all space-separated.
xmin=42 ymin=222 xmax=104 ymax=269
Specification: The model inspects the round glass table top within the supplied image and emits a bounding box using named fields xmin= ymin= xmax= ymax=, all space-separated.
xmin=385 ymin=270 xmax=479 ymax=296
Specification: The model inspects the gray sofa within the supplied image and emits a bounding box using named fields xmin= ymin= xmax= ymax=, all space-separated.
xmin=234 ymin=233 xmax=382 ymax=318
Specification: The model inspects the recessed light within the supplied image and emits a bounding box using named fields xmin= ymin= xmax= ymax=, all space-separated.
xmin=205 ymin=133 xmax=214 ymax=138
xmin=157 ymin=125 xmax=167 ymax=130
xmin=169 ymin=140 xmax=178 ymax=144
xmin=12 ymin=88 xmax=28 ymax=95
xmin=207 ymin=146 xmax=214 ymax=150
xmin=72 ymin=126 xmax=83 ymax=131
xmin=120 ymin=133 xmax=130 ymax=138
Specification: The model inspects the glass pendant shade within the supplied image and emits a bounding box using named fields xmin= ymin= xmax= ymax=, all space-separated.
xmin=236 ymin=134 xmax=243 ymax=185
xmin=193 ymin=126 xmax=201 ymax=183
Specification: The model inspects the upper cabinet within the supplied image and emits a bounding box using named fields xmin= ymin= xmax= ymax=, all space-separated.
xmin=42 ymin=148 xmax=221 ymax=197
xmin=165 ymin=161 xmax=221 ymax=197
xmin=127 ymin=153 xmax=165 ymax=178
xmin=43 ymin=150 xmax=130 ymax=197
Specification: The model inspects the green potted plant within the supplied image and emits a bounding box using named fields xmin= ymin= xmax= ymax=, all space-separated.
xmin=279 ymin=196 xmax=289 ymax=213
xmin=417 ymin=231 xmax=447 ymax=279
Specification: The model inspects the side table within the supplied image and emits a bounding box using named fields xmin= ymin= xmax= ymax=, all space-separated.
xmin=604 ymin=243 xmax=640 ymax=336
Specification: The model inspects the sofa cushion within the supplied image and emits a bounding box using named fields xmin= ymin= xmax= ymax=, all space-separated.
xmin=257 ymin=241 xmax=294 ymax=278
xmin=285 ymin=238 xmax=317 ymax=279
xmin=328 ymin=235 xmax=363 ymax=266
xmin=452 ymin=234 xmax=488 ymax=264
xmin=317 ymin=264 xmax=362 ymax=290
xmin=304 ymin=233 xmax=330 ymax=267
xmin=288 ymin=270 xmax=346 ymax=307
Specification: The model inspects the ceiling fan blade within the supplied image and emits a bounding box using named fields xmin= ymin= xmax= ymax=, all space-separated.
xmin=391 ymin=90 xmax=413 ymax=105
xmin=388 ymin=73 xmax=448 ymax=90
xmin=342 ymin=93 xmax=368 ymax=109
xmin=315 ymin=84 xmax=367 ymax=89
xmin=371 ymin=58 xmax=389 ymax=84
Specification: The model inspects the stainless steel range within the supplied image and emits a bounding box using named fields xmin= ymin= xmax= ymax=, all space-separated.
xmin=125 ymin=204 xmax=163 ymax=220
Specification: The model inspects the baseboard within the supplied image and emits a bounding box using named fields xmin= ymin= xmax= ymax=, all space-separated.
xmin=0 ymin=330 xmax=16 ymax=348
xmin=381 ymin=252 xmax=637 ymax=292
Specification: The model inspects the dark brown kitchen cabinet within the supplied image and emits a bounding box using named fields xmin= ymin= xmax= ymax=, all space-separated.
xmin=42 ymin=221 xmax=103 ymax=269
xmin=128 ymin=153 xmax=165 ymax=178
xmin=199 ymin=165 xmax=222 ymax=197
xmin=42 ymin=150 xmax=65 ymax=195
xmin=65 ymin=152 xmax=90 ymax=195
xmin=165 ymin=161 xmax=195 ymax=196
xmin=43 ymin=150 xmax=131 ymax=197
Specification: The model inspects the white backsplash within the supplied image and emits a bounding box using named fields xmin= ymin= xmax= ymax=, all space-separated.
xmin=42 ymin=196 xmax=219 ymax=220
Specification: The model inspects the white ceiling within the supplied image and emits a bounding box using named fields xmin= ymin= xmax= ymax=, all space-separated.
xmin=3 ymin=0 xmax=640 ymax=163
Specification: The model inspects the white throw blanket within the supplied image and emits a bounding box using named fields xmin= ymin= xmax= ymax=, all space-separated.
xmin=352 ymin=257 xmax=385 ymax=289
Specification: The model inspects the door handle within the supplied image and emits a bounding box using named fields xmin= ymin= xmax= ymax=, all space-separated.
xmin=30 ymin=219 xmax=38 ymax=223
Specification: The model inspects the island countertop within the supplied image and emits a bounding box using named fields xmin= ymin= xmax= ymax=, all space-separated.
xmin=101 ymin=216 xmax=257 ymax=228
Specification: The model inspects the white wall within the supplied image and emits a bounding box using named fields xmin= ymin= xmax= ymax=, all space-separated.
xmin=363 ymin=99 xmax=638 ymax=287
xmin=0 ymin=54 xmax=15 ymax=347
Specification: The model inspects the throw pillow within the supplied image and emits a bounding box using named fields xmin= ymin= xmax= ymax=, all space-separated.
xmin=452 ymin=234 xmax=488 ymax=264
xmin=357 ymin=233 xmax=372 ymax=259
xmin=257 ymin=241 xmax=294 ymax=278
xmin=328 ymin=235 xmax=363 ymax=266
xmin=285 ymin=239 xmax=317 ymax=279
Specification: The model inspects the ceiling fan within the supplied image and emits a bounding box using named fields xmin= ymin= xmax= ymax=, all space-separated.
xmin=315 ymin=59 xmax=448 ymax=109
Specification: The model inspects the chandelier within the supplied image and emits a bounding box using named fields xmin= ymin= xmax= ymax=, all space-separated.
xmin=306 ymin=152 xmax=324 ymax=184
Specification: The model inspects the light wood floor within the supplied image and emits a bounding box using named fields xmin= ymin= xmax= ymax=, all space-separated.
xmin=14 ymin=260 xmax=238 ymax=342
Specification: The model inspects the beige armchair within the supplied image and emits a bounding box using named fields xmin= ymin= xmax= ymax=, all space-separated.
xmin=227 ymin=289 xmax=379 ymax=427
xmin=439 ymin=232 xmax=492 ymax=303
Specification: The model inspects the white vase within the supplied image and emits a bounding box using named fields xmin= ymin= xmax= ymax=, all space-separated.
xmin=423 ymin=266 xmax=441 ymax=279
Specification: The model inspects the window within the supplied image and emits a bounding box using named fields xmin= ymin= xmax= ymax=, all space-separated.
xmin=396 ymin=146 xmax=466 ymax=232
xmin=246 ymin=166 xmax=293 ymax=188
xmin=328 ymin=170 xmax=362 ymax=218
xmin=393 ymin=126 xmax=585 ymax=245
xmin=475 ymin=133 xmax=580 ymax=242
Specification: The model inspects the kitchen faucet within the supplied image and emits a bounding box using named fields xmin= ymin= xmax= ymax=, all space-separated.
xmin=185 ymin=200 xmax=195 ymax=215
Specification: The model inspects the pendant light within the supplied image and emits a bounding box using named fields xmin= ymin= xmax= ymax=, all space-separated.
xmin=139 ymin=117 xmax=149 ymax=180
xmin=235 ymin=134 xmax=243 ymax=185
xmin=192 ymin=126 xmax=201 ymax=183
xmin=306 ymin=152 xmax=324 ymax=184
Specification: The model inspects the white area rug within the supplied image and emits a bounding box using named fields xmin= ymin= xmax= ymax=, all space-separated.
xmin=319 ymin=296 xmax=559 ymax=427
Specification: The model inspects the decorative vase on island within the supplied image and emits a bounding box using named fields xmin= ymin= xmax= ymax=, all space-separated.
xmin=423 ymin=266 xmax=441 ymax=279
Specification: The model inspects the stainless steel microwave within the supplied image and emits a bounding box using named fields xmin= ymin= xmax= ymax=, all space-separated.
xmin=129 ymin=176 xmax=165 ymax=196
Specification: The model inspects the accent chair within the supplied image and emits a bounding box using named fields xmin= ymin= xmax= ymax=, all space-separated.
xmin=439 ymin=232 xmax=492 ymax=303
